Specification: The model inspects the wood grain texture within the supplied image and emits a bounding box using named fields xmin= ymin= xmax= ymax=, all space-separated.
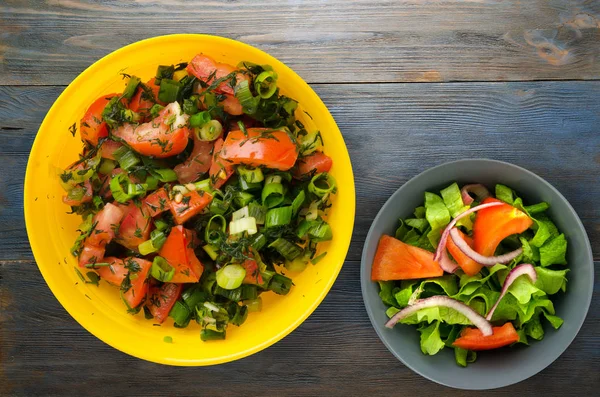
xmin=1 ymin=83 xmax=598 ymax=261
xmin=1 ymin=0 xmax=600 ymax=85
xmin=1 ymin=259 xmax=599 ymax=396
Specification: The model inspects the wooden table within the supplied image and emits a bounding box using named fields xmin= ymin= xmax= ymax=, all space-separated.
xmin=1 ymin=1 xmax=599 ymax=395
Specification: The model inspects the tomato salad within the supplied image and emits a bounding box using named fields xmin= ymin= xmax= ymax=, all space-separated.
xmin=61 ymin=54 xmax=336 ymax=341
xmin=372 ymin=183 xmax=568 ymax=366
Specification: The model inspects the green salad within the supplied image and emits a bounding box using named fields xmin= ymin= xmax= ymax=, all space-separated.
xmin=372 ymin=183 xmax=568 ymax=366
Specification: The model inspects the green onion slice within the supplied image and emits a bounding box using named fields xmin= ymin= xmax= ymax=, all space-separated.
xmin=309 ymin=172 xmax=337 ymax=198
xmin=254 ymin=70 xmax=278 ymax=99
xmin=262 ymin=182 xmax=284 ymax=209
xmin=205 ymin=214 xmax=226 ymax=245
xmin=150 ymin=256 xmax=175 ymax=282
xmin=237 ymin=166 xmax=264 ymax=183
xmin=229 ymin=217 xmax=258 ymax=235
xmin=216 ymin=264 xmax=246 ymax=290
xmin=268 ymin=237 xmax=303 ymax=261
xmin=265 ymin=206 xmax=293 ymax=228
xmin=234 ymin=80 xmax=259 ymax=114
xmin=291 ymin=190 xmax=306 ymax=216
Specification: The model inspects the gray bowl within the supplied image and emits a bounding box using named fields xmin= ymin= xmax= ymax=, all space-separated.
xmin=360 ymin=159 xmax=594 ymax=390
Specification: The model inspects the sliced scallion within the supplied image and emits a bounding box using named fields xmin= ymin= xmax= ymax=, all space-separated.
xmin=113 ymin=146 xmax=140 ymax=171
xmin=169 ymin=300 xmax=191 ymax=327
xmin=309 ymin=172 xmax=337 ymax=198
xmin=205 ymin=214 xmax=226 ymax=245
xmin=150 ymin=168 xmax=178 ymax=182
xmin=254 ymin=70 xmax=278 ymax=99
xmin=216 ymin=264 xmax=246 ymax=290
xmin=122 ymin=75 xmax=141 ymax=100
xmin=189 ymin=111 xmax=211 ymax=128
xmin=262 ymin=182 xmax=284 ymax=208
xmin=268 ymin=237 xmax=303 ymax=261
xmin=150 ymin=256 xmax=175 ymax=282
xmin=200 ymin=329 xmax=226 ymax=341
xmin=269 ymin=274 xmax=293 ymax=295
xmin=248 ymin=202 xmax=267 ymax=224
xmin=98 ymin=159 xmax=117 ymax=175
xmin=195 ymin=120 xmax=222 ymax=141
xmin=291 ymin=190 xmax=306 ymax=216
xmin=203 ymin=244 xmax=219 ymax=261
xmin=265 ymin=206 xmax=293 ymax=228
xmin=242 ymin=297 xmax=262 ymax=313
xmin=237 ymin=166 xmax=264 ymax=183
xmin=229 ymin=217 xmax=258 ymax=235
xmin=158 ymin=78 xmax=182 ymax=104
xmin=234 ymin=80 xmax=259 ymax=114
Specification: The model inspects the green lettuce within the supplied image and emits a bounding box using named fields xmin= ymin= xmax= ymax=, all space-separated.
xmin=495 ymin=184 xmax=514 ymax=205
xmin=424 ymin=192 xmax=450 ymax=247
xmin=404 ymin=218 xmax=429 ymax=233
xmin=378 ymin=281 xmax=397 ymax=307
xmin=441 ymin=182 xmax=472 ymax=229
xmin=418 ymin=321 xmax=445 ymax=355
xmin=535 ymin=267 xmax=568 ymax=294
xmin=455 ymin=348 xmax=477 ymax=367
xmin=540 ymin=234 xmax=567 ymax=267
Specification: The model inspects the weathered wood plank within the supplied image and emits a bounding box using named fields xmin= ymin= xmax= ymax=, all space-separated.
xmin=1 ymin=0 xmax=600 ymax=85
xmin=1 ymin=83 xmax=599 ymax=261
xmin=1 ymin=259 xmax=598 ymax=396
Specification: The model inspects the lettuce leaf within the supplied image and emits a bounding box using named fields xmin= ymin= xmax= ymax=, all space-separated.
xmin=393 ymin=280 xmax=418 ymax=308
xmin=418 ymin=321 xmax=445 ymax=355
xmin=414 ymin=206 xmax=426 ymax=219
xmin=455 ymin=347 xmax=477 ymax=367
xmin=399 ymin=306 xmax=472 ymax=325
xmin=404 ymin=218 xmax=429 ymax=233
xmin=378 ymin=281 xmax=397 ymax=307
xmin=441 ymin=182 xmax=473 ymax=229
xmin=424 ymin=192 xmax=450 ymax=247
xmin=540 ymin=234 xmax=568 ymax=267
xmin=525 ymin=314 xmax=544 ymax=340
xmin=535 ymin=267 xmax=568 ymax=294
xmin=520 ymin=237 xmax=540 ymax=262
xmin=495 ymin=184 xmax=514 ymax=205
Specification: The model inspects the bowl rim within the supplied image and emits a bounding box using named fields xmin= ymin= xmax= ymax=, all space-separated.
xmin=360 ymin=158 xmax=594 ymax=389
xmin=24 ymin=33 xmax=355 ymax=366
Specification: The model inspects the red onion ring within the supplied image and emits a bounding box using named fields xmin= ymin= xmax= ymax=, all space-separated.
xmin=438 ymin=247 xmax=459 ymax=273
xmin=485 ymin=264 xmax=537 ymax=321
xmin=449 ymin=228 xmax=523 ymax=266
xmin=461 ymin=184 xmax=491 ymax=205
xmin=434 ymin=201 xmax=504 ymax=263
xmin=385 ymin=295 xmax=493 ymax=336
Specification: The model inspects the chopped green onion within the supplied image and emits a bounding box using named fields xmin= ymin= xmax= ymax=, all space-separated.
xmin=305 ymin=201 xmax=319 ymax=221
xmin=265 ymin=175 xmax=282 ymax=184
xmin=260 ymin=270 xmax=275 ymax=287
xmin=150 ymin=256 xmax=175 ymax=282
xmin=239 ymin=178 xmax=262 ymax=192
xmin=237 ymin=166 xmax=264 ymax=183
xmin=262 ymin=182 xmax=284 ymax=208
xmin=525 ymin=202 xmax=550 ymax=215
xmin=232 ymin=206 xmax=249 ymax=221
xmin=98 ymin=159 xmax=117 ymax=175
xmin=268 ymin=237 xmax=303 ymax=261
xmin=138 ymin=239 xmax=156 ymax=256
xmin=309 ymin=172 xmax=337 ymax=198
xmin=298 ymin=131 xmax=323 ymax=155
xmin=66 ymin=186 xmax=85 ymax=202
xmin=156 ymin=65 xmax=175 ymax=82
xmin=254 ymin=70 xmax=278 ymax=99
xmin=189 ymin=111 xmax=211 ymax=128
xmin=296 ymin=219 xmax=316 ymax=238
xmin=194 ymin=120 xmax=223 ymax=142
xmin=230 ymin=305 xmax=248 ymax=326
xmin=123 ymin=75 xmax=141 ymax=100
xmin=205 ymin=214 xmax=226 ymax=245
xmin=194 ymin=178 xmax=213 ymax=193
xmin=127 ymin=182 xmax=148 ymax=198
xmin=203 ymin=244 xmax=219 ymax=260
xmin=113 ymin=146 xmax=140 ymax=171
xmin=229 ymin=217 xmax=258 ymax=235
xmin=234 ymin=80 xmax=259 ymax=114
xmin=200 ymin=329 xmax=226 ymax=341
xmin=209 ymin=197 xmax=229 ymax=215
xmin=182 ymin=97 xmax=199 ymax=115
xmin=285 ymin=257 xmax=308 ymax=273
xmin=163 ymin=336 xmax=173 ymax=343
xmin=251 ymin=233 xmax=267 ymax=251
xmin=145 ymin=175 xmax=159 ymax=190
xmin=239 ymin=285 xmax=259 ymax=301
xmin=291 ymin=190 xmax=306 ymax=216
xmin=169 ymin=300 xmax=191 ymax=327
xmin=234 ymin=191 xmax=254 ymax=208
xmin=150 ymin=168 xmax=178 ymax=182
xmin=150 ymin=104 xmax=164 ymax=118
xmin=248 ymin=202 xmax=267 ymax=224
xmin=242 ymin=297 xmax=262 ymax=312
xmin=214 ymin=285 xmax=242 ymax=301
xmin=154 ymin=219 xmax=170 ymax=231
xmin=109 ymin=173 xmax=134 ymax=203
xmin=158 ymin=78 xmax=182 ymax=103
xmin=269 ymin=274 xmax=293 ymax=295
xmin=298 ymin=220 xmax=332 ymax=242
xmin=216 ymin=264 xmax=246 ymax=290
xmin=265 ymin=206 xmax=293 ymax=228
xmin=311 ymin=251 xmax=327 ymax=264
xmin=138 ymin=230 xmax=167 ymax=255
xmin=182 ymin=286 xmax=207 ymax=311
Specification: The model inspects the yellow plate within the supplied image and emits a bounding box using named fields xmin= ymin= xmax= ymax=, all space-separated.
xmin=24 ymin=34 xmax=355 ymax=366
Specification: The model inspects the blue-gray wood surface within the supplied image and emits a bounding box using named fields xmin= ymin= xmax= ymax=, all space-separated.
xmin=0 ymin=1 xmax=599 ymax=396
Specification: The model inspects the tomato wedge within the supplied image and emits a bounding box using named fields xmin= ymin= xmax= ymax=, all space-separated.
xmin=242 ymin=259 xmax=264 ymax=285
xmin=78 ymin=242 xmax=105 ymax=268
xmin=220 ymin=128 xmax=298 ymax=171
xmin=294 ymin=152 xmax=333 ymax=177
xmin=80 ymin=94 xmax=117 ymax=145
xmin=146 ymin=77 xmax=166 ymax=106
xmin=174 ymin=133 xmax=214 ymax=183
xmin=86 ymin=202 xmax=125 ymax=247
xmin=96 ymin=257 xmax=127 ymax=286
xmin=115 ymin=202 xmax=152 ymax=251
xmin=142 ymin=188 xmax=170 ymax=218
xmin=209 ymin=137 xmax=234 ymax=188
xmin=473 ymin=198 xmax=533 ymax=257
xmin=121 ymin=257 xmax=152 ymax=309
xmin=147 ymin=283 xmax=183 ymax=323
xmin=158 ymin=226 xmax=204 ymax=283
xmin=169 ymin=190 xmax=213 ymax=225
xmin=128 ymin=85 xmax=156 ymax=121
xmin=100 ymin=139 xmax=124 ymax=160
xmin=446 ymin=229 xmax=482 ymax=276
xmin=112 ymin=102 xmax=190 ymax=158
xmin=453 ymin=322 xmax=519 ymax=351
xmin=186 ymin=54 xmax=249 ymax=96
xmin=371 ymin=235 xmax=443 ymax=281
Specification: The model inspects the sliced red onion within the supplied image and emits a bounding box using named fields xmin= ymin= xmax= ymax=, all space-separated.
xmin=461 ymin=184 xmax=491 ymax=205
xmin=434 ymin=201 xmax=504 ymax=263
xmin=386 ymin=295 xmax=493 ymax=336
xmin=486 ymin=264 xmax=537 ymax=321
xmin=449 ymin=228 xmax=523 ymax=266
xmin=438 ymin=247 xmax=459 ymax=273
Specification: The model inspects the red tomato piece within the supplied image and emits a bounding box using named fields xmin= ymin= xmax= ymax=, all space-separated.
xmin=86 ymin=202 xmax=125 ymax=247
xmin=80 ymin=94 xmax=117 ymax=145
xmin=169 ymin=190 xmax=213 ymax=225
xmin=220 ymin=128 xmax=299 ymax=171
xmin=174 ymin=133 xmax=214 ymax=183
xmin=146 ymin=78 xmax=166 ymax=106
xmin=147 ymin=283 xmax=183 ymax=323
xmin=371 ymin=235 xmax=443 ymax=281
xmin=242 ymin=259 xmax=264 ymax=285
xmin=158 ymin=226 xmax=204 ymax=283
xmin=209 ymin=137 xmax=234 ymax=189
xmin=121 ymin=257 xmax=152 ymax=309
xmin=112 ymin=102 xmax=190 ymax=158
xmin=78 ymin=242 xmax=105 ymax=268
xmin=100 ymin=139 xmax=124 ymax=160
xmin=96 ymin=257 xmax=127 ymax=286
xmin=128 ymin=86 xmax=155 ymax=121
xmin=446 ymin=229 xmax=483 ymax=276
xmin=294 ymin=152 xmax=333 ymax=177
xmin=115 ymin=202 xmax=152 ymax=251
xmin=473 ymin=198 xmax=533 ymax=257
xmin=186 ymin=54 xmax=250 ymax=96
xmin=453 ymin=323 xmax=520 ymax=351
xmin=142 ymin=188 xmax=171 ymax=218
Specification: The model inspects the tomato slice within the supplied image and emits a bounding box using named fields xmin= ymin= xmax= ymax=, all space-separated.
xmin=209 ymin=137 xmax=234 ymax=189
xmin=115 ymin=202 xmax=152 ymax=251
xmin=62 ymin=179 xmax=93 ymax=206
xmin=96 ymin=257 xmax=127 ymax=286
xmin=80 ymin=94 xmax=117 ymax=145
xmin=147 ymin=283 xmax=183 ymax=323
xmin=112 ymin=102 xmax=190 ymax=158
xmin=473 ymin=198 xmax=533 ymax=257
xmin=100 ymin=139 xmax=124 ymax=160
xmin=186 ymin=54 xmax=249 ymax=96
xmin=158 ymin=226 xmax=204 ymax=283
xmin=371 ymin=235 xmax=443 ymax=281
xmin=453 ymin=322 xmax=519 ymax=351
xmin=242 ymin=259 xmax=264 ymax=285
xmin=142 ymin=188 xmax=170 ymax=218
xmin=294 ymin=152 xmax=333 ymax=177
xmin=128 ymin=86 xmax=155 ymax=121
xmin=86 ymin=202 xmax=125 ymax=247
xmin=174 ymin=133 xmax=214 ymax=184
xmin=169 ymin=190 xmax=213 ymax=225
xmin=221 ymin=128 xmax=298 ymax=171
xmin=78 ymin=242 xmax=105 ymax=268
xmin=121 ymin=257 xmax=152 ymax=309
xmin=446 ymin=229 xmax=482 ymax=276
